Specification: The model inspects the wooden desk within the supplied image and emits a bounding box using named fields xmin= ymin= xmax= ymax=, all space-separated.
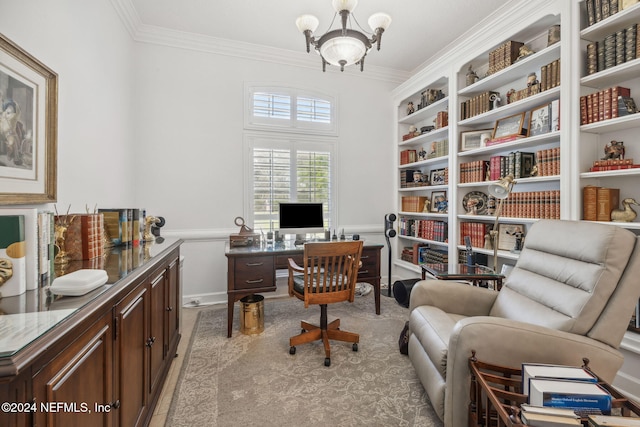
xmin=225 ymin=241 xmax=383 ymax=337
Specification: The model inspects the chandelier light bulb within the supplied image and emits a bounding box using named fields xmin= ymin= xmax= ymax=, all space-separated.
xmin=296 ymin=14 xmax=320 ymax=33
xmin=368 ymin=13 xmax=392 ymax=31
xmin=332 ymin=0 xmax=358 ymax=13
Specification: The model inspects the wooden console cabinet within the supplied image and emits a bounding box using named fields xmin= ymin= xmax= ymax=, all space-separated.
xmin=0 ymin=238 xmax=182 ymax=427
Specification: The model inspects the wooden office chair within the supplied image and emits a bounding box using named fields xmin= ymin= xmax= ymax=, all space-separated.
xmin=287 ymin=240 xmax=364 ymax=367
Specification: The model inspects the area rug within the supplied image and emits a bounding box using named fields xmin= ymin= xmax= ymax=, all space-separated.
xmin=165 ymin=294 xmax=442 ymax=427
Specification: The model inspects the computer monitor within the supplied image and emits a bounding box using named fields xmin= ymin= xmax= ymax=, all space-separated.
xmin=278 ymin=202 xmax=325 ymax=236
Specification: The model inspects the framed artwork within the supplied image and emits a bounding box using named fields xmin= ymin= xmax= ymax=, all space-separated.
xmin=0 ymin=33 xmax=58 ymax=205
xmin=528 ymin=103 xmax=551 ymax=136
xmin=431 ymin=191 xmax=448 ymax=213
xmin=429 ymin=168 xmax=447 ymax=186
xmin=497 ymin=223 xmax=525 ymax=251
xmin=460 ymin=129 xmax=492 ymax=151
xmin=492 ymin=112 xmax=526 ymax=139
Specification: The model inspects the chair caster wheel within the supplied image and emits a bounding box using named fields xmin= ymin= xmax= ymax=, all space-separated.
xmin=324 ymin=358 xmax=331 ymax=367
xmin=290 ymin=346 xmax=296 ymax=355
xmin=352 ymin=343 xmax=358 ymax=352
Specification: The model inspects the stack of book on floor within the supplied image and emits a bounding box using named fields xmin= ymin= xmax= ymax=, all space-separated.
xmin=520 ymin=363 xmax=614 ymax=426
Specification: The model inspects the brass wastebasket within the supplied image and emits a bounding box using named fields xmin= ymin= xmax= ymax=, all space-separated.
xmin=240 ymin=294 xmax=264 ymax=335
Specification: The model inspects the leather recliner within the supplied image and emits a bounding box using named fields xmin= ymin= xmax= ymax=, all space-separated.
xmin=408 ymin=219 xmax=640 ymax=426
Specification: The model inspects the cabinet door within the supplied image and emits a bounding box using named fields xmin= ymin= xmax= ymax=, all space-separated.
xmin=115 ymin=286 xmax=148 ymax=427
xmin=166 ymin=257 xmax=180 ymax=355
xmin=149 ymin=270 xmax=166 ymax=395
xmin=32 ymin=313 xmax=113 ymax=427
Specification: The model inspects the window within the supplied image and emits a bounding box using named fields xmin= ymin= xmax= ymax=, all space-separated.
xmin=245 ymin=85 xmax=337 ymax=135
xmin=249 ymin=137 xmax=334 ymax=233
xmin=245 ymin=85 xmax=337 ymax=232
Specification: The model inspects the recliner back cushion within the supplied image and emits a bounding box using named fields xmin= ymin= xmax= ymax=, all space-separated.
xmin=489 ymin=220 xmax=636 ymax=335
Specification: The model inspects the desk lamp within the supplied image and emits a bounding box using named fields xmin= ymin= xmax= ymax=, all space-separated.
xmin=487 ymin=175 xmax=515 ymax=273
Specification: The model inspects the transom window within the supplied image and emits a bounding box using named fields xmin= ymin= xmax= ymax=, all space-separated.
xmin=245 ymin=85 xmax=337 ymax=232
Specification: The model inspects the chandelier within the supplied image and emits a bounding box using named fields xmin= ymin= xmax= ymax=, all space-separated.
xmin=296 ymin=0 xmax=391 ymax=72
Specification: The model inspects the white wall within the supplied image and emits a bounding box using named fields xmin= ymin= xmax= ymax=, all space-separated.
xmin=0 ymin=0 xmax=137 ymax=209
xmin=131 ymin=42 xmax=398 ymax=303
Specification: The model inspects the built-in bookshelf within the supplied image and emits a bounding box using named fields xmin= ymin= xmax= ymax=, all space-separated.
xmin=391 ymin=0 xmax=640 ymax=399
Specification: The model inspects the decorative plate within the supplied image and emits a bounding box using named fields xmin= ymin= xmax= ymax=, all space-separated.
xmin=462 ymin=191 xmax=489 ymax=215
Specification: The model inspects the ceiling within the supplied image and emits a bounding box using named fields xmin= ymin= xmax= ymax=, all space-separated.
xmin=129 ymin=0 xmax=512 ymax=75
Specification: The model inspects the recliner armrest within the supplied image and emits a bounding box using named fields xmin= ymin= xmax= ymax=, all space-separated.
xmin=409 ymin=279 xmax=499 ymax=316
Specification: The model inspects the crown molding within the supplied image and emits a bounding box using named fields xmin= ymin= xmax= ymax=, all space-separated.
xmin=109 ymin=0 xmax=410 ymax=84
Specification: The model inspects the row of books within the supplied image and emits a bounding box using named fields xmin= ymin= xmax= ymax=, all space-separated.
xmin=0 ymin=207 xmax=153 ymax=296
xmin=536 ymin=147 xmax=561 ymax=177
xmin=460 ymin=151 xmax=534 ymax=184
xmin=590 ymin=158 xmax=640 ymax=171
xmin=460 ymin=91 xmax=499 ymax=121
xmin=583 ymin=186 xmax=621 ymax=221
xmin=0 ymin=210 xmax=51 ymax=297
xmin=584 ymin=0 xmax=627 ymax=27
xmin=487 ymin=40 xmax=523 ymax=76
xmin=579 ymin=86 xmax=633 ymax=125
xmin=496 ymin=190 xmax=561 ymax=219
xmin=400 ymin=243 xmax=425 ymax=265
xmin=435 ymin=111 xmax=448 ymax=129
xmin=427 ymin=139 xmax=449 ymax=159
xmin=401 ymin=196 xmax=428 ymax=213
xmin=398 ymin=218 xmax=448 ymax=242
xmin=459 ymin=222 xmax=489 ymax=248
xmin=508 ymin=59 xmax=561 ymax=106
xmin=586 ymin=24 xmax=639 ymax=75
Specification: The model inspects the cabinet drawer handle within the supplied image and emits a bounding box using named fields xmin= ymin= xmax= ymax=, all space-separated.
xmin=246 ymin=262 xmax=264 ymax=267
xmin=245 ymin=278 xmax=264 ymax=284
xmin=359 ymin=270 xmax=369 ymax=274
xmin=166 ymin=306 xmax=173 ymax=312
xmin=110 ymin=400 xmax=121 ymax=410
xmin=146 ymin=336 xmax=156 ymax=347
xmin=360 ymin=256 xmax=370 ymax=259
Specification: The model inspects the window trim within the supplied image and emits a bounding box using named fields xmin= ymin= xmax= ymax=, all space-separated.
xmin=243 ymin=132 xmax=338 ymax=231
xmin=244 ymin=83 xmax=338 ymax=136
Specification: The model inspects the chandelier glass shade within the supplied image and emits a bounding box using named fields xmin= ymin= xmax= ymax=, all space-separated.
xmin=296 ymin=0 xmax=391 ymax=72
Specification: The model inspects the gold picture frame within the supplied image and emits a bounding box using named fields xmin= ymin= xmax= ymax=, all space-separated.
xmin=492 ymin=112 xmax=526 ymax=140
xmin=0 ymin=32 xmax=58 ymax=204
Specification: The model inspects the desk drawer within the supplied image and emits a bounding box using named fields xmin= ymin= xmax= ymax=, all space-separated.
xmin=275 ymin=254 xmax=303 ymax=270
xmin=235 ymin=256 xmax=275 ymax=289
xmin=358 ymin=251 xmax=379 ymax=279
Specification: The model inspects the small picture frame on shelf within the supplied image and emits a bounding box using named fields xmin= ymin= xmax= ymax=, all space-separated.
xmin=497 ymin=223 xmax=525 ymax=251
xmin=429 ymin=168 xmax=447 ymax=186
xmin=528 ymin=104 xmax=551 ymax=137
xmin=492 ymin=112 xmax=527 ymax=140
xmin=431 ymin=191 xmax=448 ymax=213
xmin=460 ymin=129 xmax=492 ymax=151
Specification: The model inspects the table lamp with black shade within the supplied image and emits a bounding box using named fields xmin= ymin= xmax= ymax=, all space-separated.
xmin=487 ymin=175 xmax=516 ymax=273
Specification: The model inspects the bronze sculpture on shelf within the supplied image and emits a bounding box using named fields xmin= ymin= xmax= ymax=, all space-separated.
xmin=144 ymin=216 xmax=162 ymax=242
xmin=602 ymin=140 xmax=625 ymax=160
xmin=54 ymin=206 xmax=76 ymax=266
xmin=611 ymin=198 xmax=638 ymax=222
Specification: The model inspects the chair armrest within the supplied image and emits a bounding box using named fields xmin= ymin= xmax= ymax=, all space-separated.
xmin=409 ymin=279 xmax=499 ymax=316
xmin=443 ymin=316 xmax=624 ymax=427
xmin=288 ymin=258 xmax=304 ymax=273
